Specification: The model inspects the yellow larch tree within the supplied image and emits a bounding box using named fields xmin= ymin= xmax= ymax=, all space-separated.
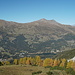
xmin=19 ymin=58 xmax=23 ymax=65
xmin=5 ymin=61 xmax=10 ymax=65
xmin=43 ymin=58 xmax=51 ymax=67
xmin=13 ymin=59 xmax=19 ymax=65
xmin=22 ymin=57 xmax=27 ymax=65
xmin=53 ymin=59 xmax=60 ymax=67
xmin=48 ymin=58 xmax=54 ymax=67
xmin=35 ymin=56 xmax=41 ymax=66
xmin=66 ymin=60 xmax=73 ymax=68
xmin=30 ymin=58 xmax=36 ymax=65
xmin=60 ymin=58 xmax=67 ymax=67
xmin=71 ymin=61 xmax=75 ymax=70
xmin=26 ymin=57 xmax=32 ymax=65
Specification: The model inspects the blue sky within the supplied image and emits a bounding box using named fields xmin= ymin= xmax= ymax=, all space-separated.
xmin=0 ymin=0 xmax=75 ymax=25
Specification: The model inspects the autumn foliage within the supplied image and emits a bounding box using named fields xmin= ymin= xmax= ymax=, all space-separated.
xmin=1 ymin=55 xmax=75 ymax=71
xmin=12 ymin=56 xmax=75 ymax=71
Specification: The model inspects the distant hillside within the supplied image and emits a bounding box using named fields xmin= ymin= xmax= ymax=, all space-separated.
xmin=0 ymin=19 xmax=75 ymax=59
xmin=53 ymin=49 xmax=75 ymax=59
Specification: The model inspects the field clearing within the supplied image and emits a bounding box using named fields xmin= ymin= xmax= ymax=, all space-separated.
xmin=0 ymin=65 xmax=49 ymax=75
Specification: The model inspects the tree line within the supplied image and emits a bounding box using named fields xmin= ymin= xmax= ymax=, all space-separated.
xmin=0 ymin=56 xmax=75 ymax=70
xmin=13 ymin=56 xmax=75 ymax=70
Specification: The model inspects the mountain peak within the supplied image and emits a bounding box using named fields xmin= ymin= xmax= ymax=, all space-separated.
xmin=37 ymin=18 xmax=47 ymax=22
xmin=37 ymin=18 xmax=60 ymax=25
xmin=38 ymin=18 xmax=57 ymax=23
xmin=39 ymin=18 xmax=47 ymax=21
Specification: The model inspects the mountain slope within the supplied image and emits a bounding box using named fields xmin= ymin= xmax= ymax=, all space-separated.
xmin=0 ymin=19 xmax=75 ymax=59
xmin=53 ymin=49 xmax=75 ymax=59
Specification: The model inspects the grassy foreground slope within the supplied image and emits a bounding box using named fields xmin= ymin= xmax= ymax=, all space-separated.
xmin=0 ymin=65 xmax=49 ymax=75
xmin=0 ymin=65 xmax=70 ymax=75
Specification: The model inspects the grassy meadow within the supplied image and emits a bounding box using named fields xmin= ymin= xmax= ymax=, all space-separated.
xmin=0 ymin=65 xmax=50 ymax=75
xmin=0 ymin=65 xmax=72 ymax=75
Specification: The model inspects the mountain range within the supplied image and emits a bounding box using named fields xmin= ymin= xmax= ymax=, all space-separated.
xmin=0 ymin=19 xmax=75 ymax=59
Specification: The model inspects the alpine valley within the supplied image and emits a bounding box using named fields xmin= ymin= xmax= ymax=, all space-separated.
xmin=0 ymin=19 xmax=75 ymax=59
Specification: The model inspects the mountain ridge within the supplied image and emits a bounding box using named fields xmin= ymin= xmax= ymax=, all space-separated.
xmin=0 ymin=19 xmax=69 ymax=25
xmin=0 ymin=19 xmax=75 ymax=59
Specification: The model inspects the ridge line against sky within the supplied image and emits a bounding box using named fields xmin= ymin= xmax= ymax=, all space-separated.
xmin=0 ymin=0 xmax=75 ymax=25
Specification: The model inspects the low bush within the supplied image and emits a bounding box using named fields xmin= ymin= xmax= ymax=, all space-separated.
xmin=46 ymin=66 xmax=75 ymax=75
xmin=65 ymin=68 xmax=75 ymax=75
xmin=0 ymin=62 xmax=3 ymax=66
xmin=32 ymin=71 xmax=42 ymax=75
xmin=46 ymin=71 xmax=53 ymax=75
xmin=45 ymin=66 xmax=52 ymax=68
xmin=50 ymin=66 xmax=65 ymax=70
xmin=32 ymin=64 xmax=37 ymax=66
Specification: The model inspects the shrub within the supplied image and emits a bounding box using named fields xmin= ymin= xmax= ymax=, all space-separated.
xmin=37 ymin=71 xmax=42 ymax=73
xmin=0 ymin=62 xmax=3 ymax=66
xmin=65 ymin=68 xmax=75 ymax=75
xmin=32 ymin=64 xmax=37 ymax=66
xmin=50 ymin=66 xmax=65 ymax=70
xmin=45 ymin=66 xmax=52 ymax=68
xmin=32 ymin=71 xmax=42 ymax=75
xmin=49 ymin=66 xmax=75 ymax=75
xmin=46 ymin=71 xmax=53 ymax=75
